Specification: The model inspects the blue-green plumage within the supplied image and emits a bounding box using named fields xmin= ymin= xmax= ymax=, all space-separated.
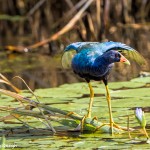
xmin=64 ymin=41 xmax=134 ymax=53
xmin=63 ymin=41 xmax=145 ymax=82
xmin=62 ymin=41 xmax=146 ymax=130
xmin=71 ymin=49 xmax=114 ymax=81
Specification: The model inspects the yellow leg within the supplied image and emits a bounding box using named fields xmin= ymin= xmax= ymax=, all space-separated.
xmin=87 ymin=82 xmax=94 ymax=118
xmin=105 ymin=85 xmax=114 ymax=133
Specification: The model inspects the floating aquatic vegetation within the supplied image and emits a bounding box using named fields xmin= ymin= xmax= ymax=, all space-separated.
xmin=0 ymin=74 xmax=149 ymax=149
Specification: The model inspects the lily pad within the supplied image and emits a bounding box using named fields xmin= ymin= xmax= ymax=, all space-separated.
xmin=111 ymin=88 xmax=150 ymax=98
xmin=108 ymin=81 xmax=146 ymax=90
xmin=0 ymin=77 xmax=150 ymax=149
xmin=131 ymin=77 xmax=150 ymax=83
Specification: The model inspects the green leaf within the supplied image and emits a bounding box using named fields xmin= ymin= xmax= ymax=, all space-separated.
xmin=131 ymin=77 xmax=150 ymax=83
xmin=0 ymin=135 xmax=6 ymax=150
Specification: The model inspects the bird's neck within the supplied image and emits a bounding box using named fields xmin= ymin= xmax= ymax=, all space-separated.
xmin=92 ymin=56 xmax=114 ymax=76
xmin=95 ymin=56 xmax=113 ymax=67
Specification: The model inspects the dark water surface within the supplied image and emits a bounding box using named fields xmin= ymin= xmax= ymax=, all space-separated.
xmin=0 ymin=51 xmax=147 ymax=90
xmin=0 ymin=52 xmax=80 ymax=90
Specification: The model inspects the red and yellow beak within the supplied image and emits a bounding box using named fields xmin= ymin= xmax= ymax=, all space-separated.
xmin=120 ymin=54 xmax=130 ymax=65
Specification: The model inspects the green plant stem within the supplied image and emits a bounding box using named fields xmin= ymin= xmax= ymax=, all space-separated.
xmin=12 ymin=107 xmax=125 ymax=133
xmin=0 ymin=89 xmax=133 ymax=133
xmin=143 ymin=127 xmax=149 ymax=139
xmin=1 ymin=135 xmax=6 ymax=150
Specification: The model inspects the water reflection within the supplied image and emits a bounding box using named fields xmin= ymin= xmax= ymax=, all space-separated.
xmin=0 ymin=52 xmax=81 ymax=90
xmin=0 ymin=52 xmax=147 ymax=90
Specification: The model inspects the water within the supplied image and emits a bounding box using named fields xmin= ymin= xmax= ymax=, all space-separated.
xmin=0 ymin=52 xmax=80 ymax=90
xmin=0 ymin=79 xmax=150 ymax=149
xmin=0 ymin=51 xmax=147 ymax=90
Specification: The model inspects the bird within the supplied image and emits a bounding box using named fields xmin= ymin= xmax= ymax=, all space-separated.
xmin=62 ymin=41 xmax=146 ymax=133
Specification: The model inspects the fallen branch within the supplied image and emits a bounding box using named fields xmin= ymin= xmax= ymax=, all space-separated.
xmin=27 ymin=0 xmax=95 ymax=49
xmin=52 ymin=0 xmax=87 ymax=29
xmin=12 ymin=107 xmax=122 ymax=133
xmin=27 ymin=0 xmax=47 ymax=17
xmin=0 ymin=88 xmax=133 ymax=133
xmin=4 ymin=0 xmax=95 ymax=52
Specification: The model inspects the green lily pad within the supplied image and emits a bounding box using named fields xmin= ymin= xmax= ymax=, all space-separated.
xmin=34 ymin=88 xmax=82 ymax=98
xmin=0 ymin=77 xmax=150 ymax=149
xmin=108 ymin=81 xmax=146 ymax=90
xmin=131 ymin=77 xmax=150 ymax=83
xmin=111 ymin=88 xmax=150 ymax=98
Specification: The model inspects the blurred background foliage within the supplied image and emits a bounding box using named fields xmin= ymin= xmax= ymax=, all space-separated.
xmin=0 ymin=0 xmax=150 ymax=89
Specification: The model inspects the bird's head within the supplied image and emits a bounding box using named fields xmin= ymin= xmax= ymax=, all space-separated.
xmin=104 ymin=50 xmax=130 ymax=65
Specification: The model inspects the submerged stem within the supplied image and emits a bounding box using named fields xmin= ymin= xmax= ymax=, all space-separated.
xmin=143 ymin=127 xmax=149 ymax=139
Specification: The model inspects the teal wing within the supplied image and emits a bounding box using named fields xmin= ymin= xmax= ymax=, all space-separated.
xmin=102 ymin=41 xmax=146 ymax=65
xmin=78 ymin=41 xmax=146 ymax=65
xmin=61 ymin=42 xmax=101 ymax=69
xmin=62 ymin=41 xmax=146 ymax=69
xmin=117 ymin=49 xmax=146 ymax=65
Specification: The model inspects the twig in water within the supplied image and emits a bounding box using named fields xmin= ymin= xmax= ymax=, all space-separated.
xmin=0 ymin=73 xmax=20 ymax=93
xmin=13 ymin=76 xmax=56 ymax=133
xmin=127 ymin=115 xmax=132 ymax=139
xmin=11 ymin=114 xmax=36 ymax=129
